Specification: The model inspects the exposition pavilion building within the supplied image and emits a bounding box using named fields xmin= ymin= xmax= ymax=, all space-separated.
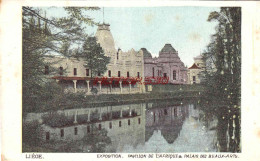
xmin=142 ymin=44 xmax=188 ymax=84
xmin=44 ymin=23 xmax=145 ymax=94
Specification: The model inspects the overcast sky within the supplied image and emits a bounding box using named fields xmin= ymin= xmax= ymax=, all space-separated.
xmin=47 ymin=7 xmax=219 ymax=67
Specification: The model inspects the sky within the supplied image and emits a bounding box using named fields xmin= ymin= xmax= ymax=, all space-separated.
xmin=46 ymin=7 xmax=219 ymax=67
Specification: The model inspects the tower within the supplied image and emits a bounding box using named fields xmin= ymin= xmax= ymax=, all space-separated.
xmin=95 ymin=23 xmax=116 ymax=64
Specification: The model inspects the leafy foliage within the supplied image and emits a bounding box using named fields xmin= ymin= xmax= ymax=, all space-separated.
xmin=22 ymin=7 xmax=99 ymax=114
xmin=80 ymin=125 xmax=112 ymax=152
xmin=77 ymin=37 xmax=110 ymax=78
xmin=201 ymin=7 xmax=241 ymax=152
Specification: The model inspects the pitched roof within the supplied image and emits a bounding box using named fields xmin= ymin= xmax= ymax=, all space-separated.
xmin=160 ymin=44 xmax=177 ymax=53
xmin=141 ymin=48 xmax=152 ymax=58
xmin=188 ymin=63 xmax=201 ymax=69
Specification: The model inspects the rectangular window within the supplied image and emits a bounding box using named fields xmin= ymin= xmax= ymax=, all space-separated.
xmin=86 ymin=69 xmax=89 ymax=76
xmin=98 ymin=124 xmax=101 ymax=130
xmin=137 ymin=72 xmax=140 ymax=78
xmin=74 ymin=68 xmax=77 ymax=76
xmin=108 ymin=70 xmax=111 ymax=77
xmin=44 ymin=66 xmax=49 ymax=75
xmin=118 ymin=71 xmax=121 ymax=77
xmin=98 ymin=72 xmax=101 ymax=76
xmin=74 ymin=127 xmax=78 ymax=135
xmin=60 ymin=129 xmax=64 ymax=138
xmin=138 ymin=118 xmax=141 ymax=124
xmin=164 ymin=109 xmax=168 ymax=115
xmin=193 ymin=76 xmax=196 ymax=84
xmin=152 ymin=67 xmax=155 ymax=78
xmin=128 ymin=119 xmax=130 ymax=126
xmin=87 ymin=126 xmax=90 ymax=133
xmin=119 ymin=121 xmax=121 ymax=127
xmin=109 ymin=122 xmax=112 ymax=129
xmin=173 ymin=71 xmax=176 ymax=80
xmin=163 ymin=73 xmax=167 ymax=78
xmin=174 ymin=108 xmax=177 ymax=117
xmin=127 ymin=72 xmax=130 ymax=77
xmin=59 ymin=67 xmax=63 ymax=76
xmin=46 ymin=132 xmax=50 ymax=140
xmin=158 ymin=70 xmax=159 ymax=76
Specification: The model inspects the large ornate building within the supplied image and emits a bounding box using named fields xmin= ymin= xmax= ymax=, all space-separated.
xmin=45 ymin=23 xmax=145 ymax=94
xmin=143 ymin=44 xmax=188 ymax=84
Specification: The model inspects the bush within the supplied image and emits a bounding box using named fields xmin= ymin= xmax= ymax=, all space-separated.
xmin=22 ymin=121 xmax=42 ymax=151
xmin=42 ymin=112 xmax=73 ymax=127
xmin=91 ymin=88 xmax=98 ymax=95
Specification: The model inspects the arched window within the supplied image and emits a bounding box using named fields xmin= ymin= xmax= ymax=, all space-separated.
xmin=108 ymin=70 xmax=111 ymax=77
xmin=59 ymin=67 xmax=63 ymax=75
xmin=86 ymin=69 xmax=89 ymax=76
xmin=74 ymin=68 xmax=77 ymax=76
xmin=44 ymin=65 xmax=49 ymax=75
xmin=173 ymin=70 xmax=176 ymax=80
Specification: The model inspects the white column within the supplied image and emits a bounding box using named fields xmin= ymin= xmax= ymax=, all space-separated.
xmin=74 ymin=110 xmax=78 ymax=124
xmin=99 ymin=107 xmax=102 ymax=120
xmin=73 ymin=80 xmax=77 ymax=93
xmin=110 ymin=106 xmax=113 ymax=119
xmin=119 ymin=81 xmax=122 ymax=94
xmin=98 ymin=81 xmax=102 ymax=93
xmin=86 ymin=80 xmax=90 ymax=93
xmin=129 ymin=106 xmax=132 ymax=116
xmin=87 ymin=110 xmax=91 ymax=122
xmin=110 ymin=82 xmax=112 ymax=93
xmin=129 ymin=81 xmax=132 ymax=93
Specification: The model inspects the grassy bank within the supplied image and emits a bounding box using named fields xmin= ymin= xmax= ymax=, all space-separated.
xmin=25 ymin=84 xmax=205 ymax=113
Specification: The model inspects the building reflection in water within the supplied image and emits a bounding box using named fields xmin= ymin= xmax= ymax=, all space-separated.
xmin=145 ymin=102 xmax=189 ymax=144
xmin=39 ymin=103 xmax=146 ymax=152
xmin=25 ymin=102 xmax=204 ymax=152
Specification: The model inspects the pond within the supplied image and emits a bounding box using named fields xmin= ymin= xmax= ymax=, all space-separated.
xmin=24 ymin=99 xmax=218 ymax=153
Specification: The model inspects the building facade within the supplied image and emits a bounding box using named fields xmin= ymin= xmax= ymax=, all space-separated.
xmin=187 ymin=55 xmax=206 ymax=84
xmin=143 ymin=44 xmax=188 ymax=84
xmin=44 ymin=23 xmax=145 ymax=94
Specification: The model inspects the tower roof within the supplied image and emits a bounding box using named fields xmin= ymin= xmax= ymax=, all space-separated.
xmin=160 ymin=44 xmax=177 ymax=53
xmin=95 ymin=23 xmax=116 ymax=53
xmin=141 ymin=48 xmax=152 ymax=58
xmin=188 ymin=63 xmax=201 ymax=69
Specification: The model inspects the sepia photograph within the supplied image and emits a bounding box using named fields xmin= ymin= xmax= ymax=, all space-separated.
xmin=21 ymin=6 xmax=241 ymax=153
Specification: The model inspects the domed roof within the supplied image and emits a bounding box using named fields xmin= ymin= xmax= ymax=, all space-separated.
xmin=160 ymin=44 xmax=177 ymax=53
xmin=95 ymin=23 xmax=116 ymax=53
xmin=141 ymin=48 xmax=152 ymax=58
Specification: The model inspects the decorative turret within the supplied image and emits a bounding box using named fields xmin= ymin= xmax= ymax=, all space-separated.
xmin=95 ymin=23 xmax=116 ymax=54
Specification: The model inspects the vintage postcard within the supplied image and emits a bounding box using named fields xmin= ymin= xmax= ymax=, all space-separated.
xmin=1 ymin=0 xmax=260 ymax=161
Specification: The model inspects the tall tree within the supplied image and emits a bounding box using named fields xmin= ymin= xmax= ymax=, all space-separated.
xmin=22 ymin=7 xmax=99 ymax=113
xmin=202 ymin=7 xmax=241 ymax=152
xmin=77 ymin=37 xmax=110 ymax=86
